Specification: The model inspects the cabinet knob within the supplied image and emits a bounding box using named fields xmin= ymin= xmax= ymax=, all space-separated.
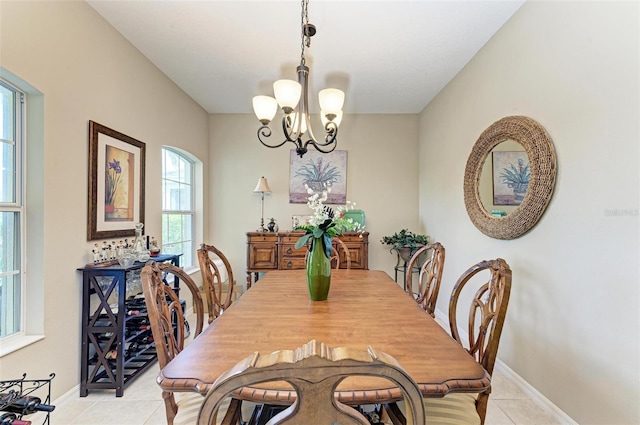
xmin=286 ymin=248 xmax=293 ymax=254
xmin=286 ymin=261 xmax=292 ymax=268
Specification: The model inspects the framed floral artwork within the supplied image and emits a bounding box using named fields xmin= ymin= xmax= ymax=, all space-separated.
xmin=289 ymin=149 xmax=347 ymax=204
xmin=492 ymin=151 xmax=530 ymax=206
xmin=88 ymin=121 xmax=145 ymax=240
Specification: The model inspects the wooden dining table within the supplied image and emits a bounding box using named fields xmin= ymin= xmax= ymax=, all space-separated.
xmin=157 ymin=269 xmax=490 ymax=404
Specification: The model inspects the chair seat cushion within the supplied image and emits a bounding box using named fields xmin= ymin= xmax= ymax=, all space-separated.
xmin=173 ymin=392 xmax=204 ymax=425
xmin=424 ymin=393 xmax=481 ymax=425
xmin=173 ymin=393 xmax=239 ymax=425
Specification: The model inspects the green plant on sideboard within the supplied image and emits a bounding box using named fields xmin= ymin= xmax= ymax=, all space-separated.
xmin=380 ymin=229 xmax=430 ymax=262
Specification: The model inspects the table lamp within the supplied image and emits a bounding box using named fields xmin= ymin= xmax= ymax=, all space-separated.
xmin=253 ymin=176 xmax=272 ymax=232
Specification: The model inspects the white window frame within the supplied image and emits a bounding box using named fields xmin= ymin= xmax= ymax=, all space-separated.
xmin=162 ymin=147 xmax=197 ymax=269
xmin=0 ymin=79 xmax=26 ymax=341
xmin=0 ymin=70 xmax=45 ymax=356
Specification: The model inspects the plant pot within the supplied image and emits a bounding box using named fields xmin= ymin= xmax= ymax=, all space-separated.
xmin=396 ymin=245 xmax=425 ymax=263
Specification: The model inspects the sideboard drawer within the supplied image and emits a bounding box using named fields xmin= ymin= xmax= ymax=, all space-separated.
xmin=279 ymin=256 xmax=306 ymax=270
xmin=279 ymin=233 xmax=305 ymax=244
xmin=280 ymin=243 xmax=307 ymax=258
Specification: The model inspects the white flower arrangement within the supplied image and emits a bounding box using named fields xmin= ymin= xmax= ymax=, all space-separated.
xmin=294 ymin=184 xmax=364 ymax=257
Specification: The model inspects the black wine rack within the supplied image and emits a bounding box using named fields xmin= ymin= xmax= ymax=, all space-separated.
xmin=0 ymin=373 xmax=55 ymax=425
xmin=78 ymin=254 xmax=181 ymax=397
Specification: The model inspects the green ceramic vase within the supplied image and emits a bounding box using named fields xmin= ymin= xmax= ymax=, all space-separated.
xmin=306 ymin=236 xmax=331 ymax=301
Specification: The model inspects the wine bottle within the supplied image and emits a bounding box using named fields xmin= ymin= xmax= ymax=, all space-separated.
xmin=0 ymin=394 xmax=55 ymax=415
xmin=137 ymin=334 xmax=154 ymax=344
xmin=125 ymin=316 xmax=149 ymax=327
xmin=0 ymin=413 xmax=17 ymax=425
xmin=0 ymin=413 xmax=31 ymax=425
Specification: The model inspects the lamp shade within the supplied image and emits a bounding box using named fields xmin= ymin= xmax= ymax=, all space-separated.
xmin=291 ymin=112 xmax=308 ymax=134
xmin=253 ymin=96 xmax=278 ymax=123
xmin=253 ymin=176 xmax=272 ymax=193
xmin=273 ymin=80 xmax=302 ymax=111
xmin=318 ymin=88 xmax=345 ymax=115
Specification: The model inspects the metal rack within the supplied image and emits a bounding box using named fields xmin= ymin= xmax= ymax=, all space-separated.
xmin=0 ymin=373 xmax=55 ymax=425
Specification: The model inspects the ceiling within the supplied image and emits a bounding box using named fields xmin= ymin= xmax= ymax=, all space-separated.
xmin=87 ymin=0 xmax=525 ymax=115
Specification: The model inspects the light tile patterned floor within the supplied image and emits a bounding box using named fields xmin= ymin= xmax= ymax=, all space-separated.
xmin=40 ymin=314 xmax=562 ymax=425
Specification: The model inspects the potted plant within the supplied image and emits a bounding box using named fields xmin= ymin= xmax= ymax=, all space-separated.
xmin=380 ymin=229 xmax=430 ymax=262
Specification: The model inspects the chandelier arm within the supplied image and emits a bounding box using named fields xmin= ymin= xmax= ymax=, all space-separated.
xmin=257 ymin=125 xmax=289 ymax=149
xmin=307 ymin=121 xmax=338 ymax=148
xmin=305 ymin=136 xmax=338 ymax=154
xmin=281 ymin=115 xmax=299 ymax=143
xmin=309 ymin=126 xmax=337 ymax=148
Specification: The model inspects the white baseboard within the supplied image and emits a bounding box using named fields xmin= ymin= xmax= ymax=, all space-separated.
xmin=494 ymin=359 xmax=578 ymax=425
xmin=433 ymin=308 xmax=577 ymax=425
xmin=27 ymin=383 xmax=82 ymax=423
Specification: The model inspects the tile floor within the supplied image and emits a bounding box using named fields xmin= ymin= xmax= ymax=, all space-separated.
xmin=33 ymin=314 xmax=563 ymax=425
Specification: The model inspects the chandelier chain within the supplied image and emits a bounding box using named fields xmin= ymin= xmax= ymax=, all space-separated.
xmin=300 ymin=0 xmax=310 ymax=65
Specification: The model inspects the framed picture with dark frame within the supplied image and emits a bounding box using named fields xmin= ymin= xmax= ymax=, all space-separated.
xmin=87 ymin=121 xmax=145 ymax=240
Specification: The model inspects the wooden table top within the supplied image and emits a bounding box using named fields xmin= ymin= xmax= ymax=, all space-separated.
xmin=158 ymin=269 xmax=490 ymax=404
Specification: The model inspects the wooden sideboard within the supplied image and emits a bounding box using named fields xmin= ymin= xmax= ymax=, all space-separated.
xmin=246 ymin=231 xmax=369 ymax=288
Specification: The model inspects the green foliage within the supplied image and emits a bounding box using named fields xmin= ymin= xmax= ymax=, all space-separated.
xmin=380 ymin=229 xmax=430 ymax=251
xmin=500 ymin=158 xmax=530 ymax=192
xmin=293 ymin=157 xmax=340 ymax=190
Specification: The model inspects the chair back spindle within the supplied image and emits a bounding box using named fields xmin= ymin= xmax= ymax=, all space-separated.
xmin=141 ymin=261 xmax=207 ymax=425
xmin=404 ymin=242 xmax=445 ymax=317
xmin=197 ymin=244 xmax=235 ymax=324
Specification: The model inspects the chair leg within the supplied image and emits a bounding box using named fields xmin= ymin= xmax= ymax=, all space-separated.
xmin=220 ymin=398 xmax=243 ymax=425
xmin=382 ymin=402 xmax=406 ymax=425
xmin=162 ymin=391 xmax=178 ymax=425
xmin=476 ymin=392 xmax=489 ymax=425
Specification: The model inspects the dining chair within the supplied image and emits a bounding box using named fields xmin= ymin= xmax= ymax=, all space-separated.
xmin=332 ymin=238 xmax=352 ymax=269
xmin=304 ymin=238 xmax=352 ymax=269
xmin=386 ymin=258 xmax=512 ymax=425
xmin=404 ymin=242 xmax=445 ymax=317
xmin=141 ymin=261 xmax=242 ymax=425
xmin=197 ymin=340 xmax=426 ymax=425
xmin=197 ymin=243 xmax=236 ymax=324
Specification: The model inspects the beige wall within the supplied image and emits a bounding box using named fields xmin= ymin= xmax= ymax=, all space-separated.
xmin=2 ymin=1 xmax=638 ymax=423
xmin=208 ymin=113 xmax=420 ymax=282
xmin=0 ymin=1 xmax=209 ymax=398
xmin=418 ymin=1 xmax=639 ymax=424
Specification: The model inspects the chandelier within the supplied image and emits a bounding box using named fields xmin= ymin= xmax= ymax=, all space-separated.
xmin=252 ymin=0 xmax=345 ymax=158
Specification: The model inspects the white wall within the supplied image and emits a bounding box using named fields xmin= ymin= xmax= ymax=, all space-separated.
xmin=208 ymin=113 xmax=421 ymax=283
xmin=0 ymin=1 xmax=209 ymax=398
xmin=418 ymin=2 xmax=639 ymax=424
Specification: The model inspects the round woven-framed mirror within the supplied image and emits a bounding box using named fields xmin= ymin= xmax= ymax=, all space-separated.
xmin=464 ymin=116 xmax=557 ymax=239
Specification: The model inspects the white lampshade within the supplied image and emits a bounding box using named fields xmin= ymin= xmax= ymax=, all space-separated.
xmin=291 ymin=112 xmax=308 ymax=134
xmin=273 ymin=80 xmax=302 ymax=111
xmin=252 ymin=96 xmax=278 ymax=123
xmin=321 ymin=110 xmax=343 ymax=128
xmin=253 ymin=176 xmax=272 ymax=193
xmin=318 ymin=88 xmax=345 ymax=115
